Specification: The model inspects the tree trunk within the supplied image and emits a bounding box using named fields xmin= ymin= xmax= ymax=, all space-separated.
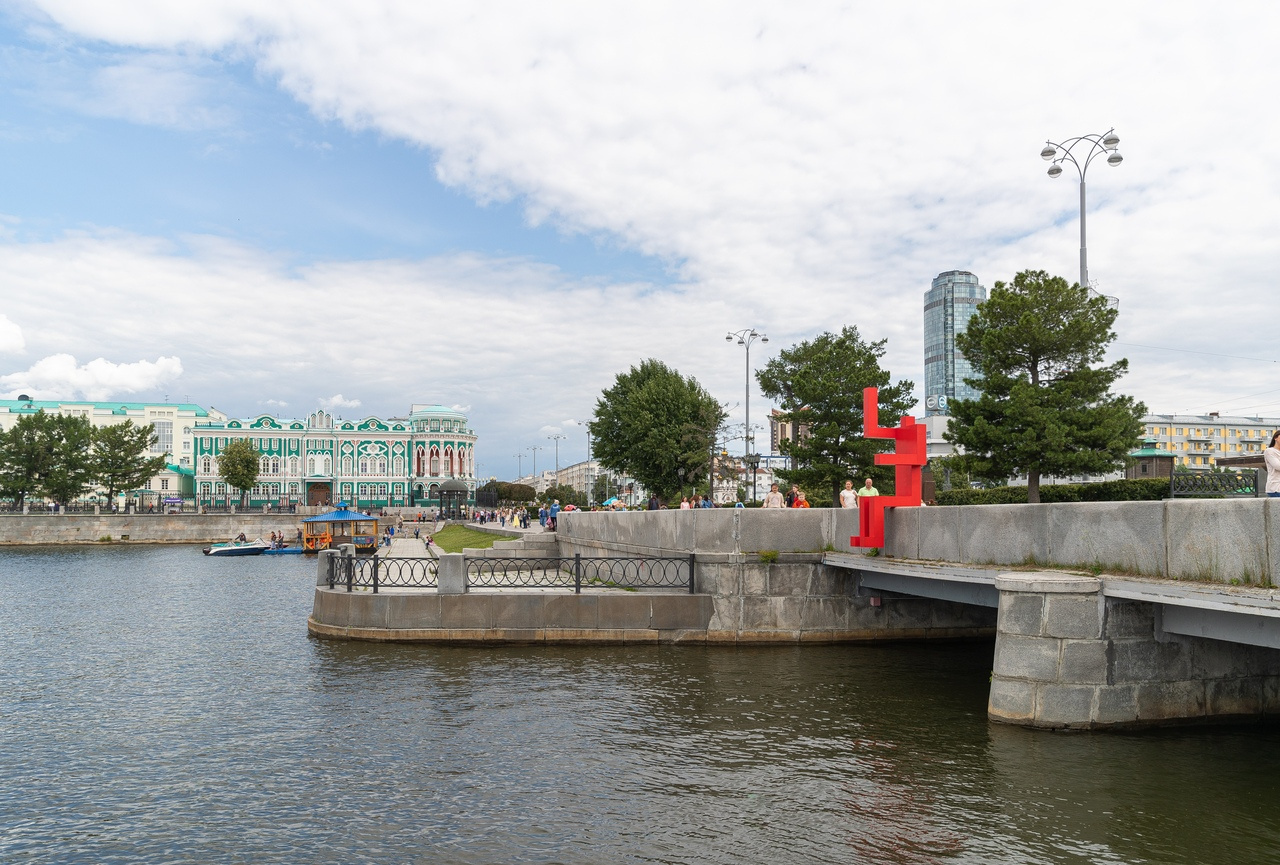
xmin=1027 ymin=469 xmax=1041 ymax=504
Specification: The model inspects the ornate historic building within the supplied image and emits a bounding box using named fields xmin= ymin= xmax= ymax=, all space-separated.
xmin=193 ymin=404 xmax=477 ymax=509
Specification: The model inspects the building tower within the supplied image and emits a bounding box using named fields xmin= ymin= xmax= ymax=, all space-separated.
xmin=923 ymin=270 xmax=986 ymax=416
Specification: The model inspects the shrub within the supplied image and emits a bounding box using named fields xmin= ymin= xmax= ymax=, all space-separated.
xmin=935 ymin=477 xmax=1168 ymax=506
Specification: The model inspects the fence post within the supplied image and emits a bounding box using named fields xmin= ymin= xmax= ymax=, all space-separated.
xmin=574 ymin=553 xmax=582 ymax=595
xmin=688 ymin=553 xmax=696 ymax=594
xmin=327 ymin=552 xmax=335 ymax=588
xmin=343 ymin=544 xmax=354 ymax=592
xmin=1258 ymin=468 xmax=1266 ymax=498
xmin=372 ymin=555 xmax=380 ymax=594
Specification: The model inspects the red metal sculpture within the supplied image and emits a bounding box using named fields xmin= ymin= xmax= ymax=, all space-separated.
xmin=850 ymin=386 xmax=927 ymax=549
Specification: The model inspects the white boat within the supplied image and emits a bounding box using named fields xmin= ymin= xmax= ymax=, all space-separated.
xmin=203 ymin=538 xmax=271 ymax=557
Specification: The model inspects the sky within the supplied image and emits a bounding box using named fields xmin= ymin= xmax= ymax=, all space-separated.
xmin=0 ymin=1 xmax=1278 ymax=480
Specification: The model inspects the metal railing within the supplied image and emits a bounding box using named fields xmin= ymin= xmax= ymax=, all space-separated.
xmin=468 ymin=553 xmax=695 ymax=594
xmin=1170 ymin=469 xmax=1264 ymax=498
xmin=327 ymin=555 xmax=439 ymax=592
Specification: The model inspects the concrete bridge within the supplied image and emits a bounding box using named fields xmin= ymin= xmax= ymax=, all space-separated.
xmin=309 ymin=498 xmax=1280 ymax=730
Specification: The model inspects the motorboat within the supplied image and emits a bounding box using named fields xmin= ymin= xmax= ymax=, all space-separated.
xmin=203 ymin=538 xmax=271 ymax=557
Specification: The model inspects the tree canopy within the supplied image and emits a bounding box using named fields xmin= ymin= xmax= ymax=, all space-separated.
xmin=93 ymin=421 xmax=169 ymax=504
xmin=588 ymin=359 xmax=725 ymax=501
xmin=946 ymin=269 xmax=1145 ymax=503
xmin=217 ymin=438 xmax=261 ymax=502
xmin=0 ymin=412 xmax=99 ymax=505
xmin=756 ymin=325 xmax=914 ymax=506
xmin=541 ymin=483 xmax=587 ymax=509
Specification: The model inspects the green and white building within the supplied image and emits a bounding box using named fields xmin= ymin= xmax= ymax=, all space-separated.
xmin=193 ymin=404 xmax=477 ymax=509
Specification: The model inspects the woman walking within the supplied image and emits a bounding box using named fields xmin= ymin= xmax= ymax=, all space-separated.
xmin=1266 ymin=431 xmax=1280 ymax=498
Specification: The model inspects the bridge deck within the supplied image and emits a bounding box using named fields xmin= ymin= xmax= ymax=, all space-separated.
xmin=824 ymin=553 xmax=1280 ymax=650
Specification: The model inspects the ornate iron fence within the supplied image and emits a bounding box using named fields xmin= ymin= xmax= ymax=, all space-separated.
xmin=1170 ymin=469 xmax=1264 ymax=498
xmin=467 ymin=553 xmax=695 ymax=594
xmin=327 ymin=555 xmax=439 ymax=592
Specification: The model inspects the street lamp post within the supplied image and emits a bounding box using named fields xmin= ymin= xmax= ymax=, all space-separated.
xmin=527 ymin=445 xmax=543 ymax=489
xmin=725 ymin=327 xmax=768 ymax=502
xmin=547 ymin=434 xmax=566 ymax=488
xmin=1040 ymin=128 xmax=1124 ymax=290
xmin=513 ymin=453 xmax=524 ymax=479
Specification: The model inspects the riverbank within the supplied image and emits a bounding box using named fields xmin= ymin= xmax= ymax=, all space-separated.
xmin=0 ymin=514 xmax=302 ymax=544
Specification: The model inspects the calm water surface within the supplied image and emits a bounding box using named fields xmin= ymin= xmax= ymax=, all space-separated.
xmin=1 ymin=545 xmax=1278 ymax=864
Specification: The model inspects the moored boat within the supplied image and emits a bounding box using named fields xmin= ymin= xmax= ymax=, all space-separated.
xmin=203 ymin=538 xmax=271 ymax=556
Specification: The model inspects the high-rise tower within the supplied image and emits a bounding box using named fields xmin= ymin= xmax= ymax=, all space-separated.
xmin=923 ymin=270 xmax=986 ymax=416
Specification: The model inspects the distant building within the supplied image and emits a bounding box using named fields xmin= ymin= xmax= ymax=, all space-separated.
xmin=1141 ymin=413 xmax=1280 ymax=471
xmin=769 ymin=409 xmax=809 ymax=457
xmin=924 ymin=270 xmax=986 ymax=416
xmin=0 ymin=396 xmax=207 ymax=507
xmin=193 ymin=404 xmax=477 ymax=509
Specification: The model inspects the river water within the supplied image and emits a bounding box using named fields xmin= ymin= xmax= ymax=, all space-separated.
xmin=2 ymin=545 xmax=1278 ymax=864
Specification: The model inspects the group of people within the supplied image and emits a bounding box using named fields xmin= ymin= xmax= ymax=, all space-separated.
xmin=476 ymin=508 xmax=531 ymax=529
xmin=266 ymin=529 xmax=300 ymax=549
xmin=538 ymin=501 xmax=561 ymax=531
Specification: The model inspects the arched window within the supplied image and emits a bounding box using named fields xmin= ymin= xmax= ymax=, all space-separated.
xmin=378 ymin=458 xmax=387 ymax=474
xmin=308 ymin=456 xmax=316 ymax=474
xmin=358 ymin=483 xmax=368 ymax=497
xmin=260 ymin=457 xmax=270 ymax=474
xmin=444 ymin=447 xmax=454 ymax=477
xmin=201 ymin=456 xmax=211 ymax=473
xmin=323 ymin=457 xmax=331 ymax=474
xmin=359 ymin=458 xmax=369 ymax=474
xmin=393 ymin=456 xmax=404 ymax=476
xmin=379 ymin=483 xmax=387 ymax=495
xmin=415 ymin=446 xmax=425 ymax=476
xmin=271 ymin=458 xmax=279 ymax=474
xmin=200 ymin=482 xmax=211 ymax=495
xmin=289 ymin=457 xmax=298 ymax=474
xmin=343 ymin=456 xmax=354 ymax=475
xmin=429 ymin=447 xmax=439 ymax=476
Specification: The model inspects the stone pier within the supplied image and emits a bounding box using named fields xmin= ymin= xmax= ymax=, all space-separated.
xmin=990 ymin=572 xmax=1280 ymax=729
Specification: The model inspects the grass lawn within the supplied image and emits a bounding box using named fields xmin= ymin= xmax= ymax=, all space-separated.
xmin=432 ymin=525 xmax=518 ymax=553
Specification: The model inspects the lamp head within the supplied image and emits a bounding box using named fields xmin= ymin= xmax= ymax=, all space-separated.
xmin=761 ymin=335 xmax=769 ymax=344
xmin=1102 ymin=130 xmax=1120 ymax=148
xmin=724 ymin=334 xmax=733 ymax=341
xmin=1047 ymin=164 xmax=1063 ymax=178
xmin=1107 ymin=150 xmax=1123 ymax=166
xmin=1040 ymin=144 xmax=1057 ymax=161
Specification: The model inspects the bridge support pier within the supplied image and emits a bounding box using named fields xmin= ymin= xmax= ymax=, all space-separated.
xmin=990 ymin=572 xmax=1280 ymax=729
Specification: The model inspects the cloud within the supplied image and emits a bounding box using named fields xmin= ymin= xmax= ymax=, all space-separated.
xmin=10 ymin=2 xmax=1280 ymax=470
xmin=318 ymin=393 xmax=361 ymax=411
xmin=260 ymin=398 xmax=288 ymax=407
xmin=0 ymin=315 xmax=24 ymax=353
xmin=0 ymin=353 xmax=182 ymax=400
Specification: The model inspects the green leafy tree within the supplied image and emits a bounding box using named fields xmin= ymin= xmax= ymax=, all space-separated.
xmin=589 ymin=359 xmax=725 ymax=501
xmin=43 ymin=414 xmax=96 ymax=504
xmin=217 ymin=438 xmax=261 ymax=504
xmin=93 ymin=421 xmax=169 ymax=504
xmin=0 ymin=412 xmax=60 ymax=507
xmin=542 ymin=483 xmax=587 ymax=509
xmin=592 ymin=473 xmax=619 ymax=504
xmin=756 ymin=326 xmax=914 ymax=506
xmin=947 ymin=269 xmax=1145 ymax=504
xmin=502 ymin=482 xmax=536 ymax=503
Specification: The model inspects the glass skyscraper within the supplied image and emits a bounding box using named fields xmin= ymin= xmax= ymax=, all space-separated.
xmin=923 ymin=270 xmax=986 ymax=416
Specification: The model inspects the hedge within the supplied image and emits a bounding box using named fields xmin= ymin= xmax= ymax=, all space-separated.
xmin=935 ymin=478 xmax=1169 ymax=506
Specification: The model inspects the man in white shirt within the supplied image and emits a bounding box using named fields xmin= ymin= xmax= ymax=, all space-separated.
xmin=839 ymin=480 xmax=857 ymax=509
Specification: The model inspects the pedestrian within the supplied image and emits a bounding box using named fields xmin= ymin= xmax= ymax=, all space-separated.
xmin=786 ymin=485 xmax=800 ymax=508
xmin=791 ymin=491 xmax=811 ymax=508
xmin=549 ymin=499 xmax=561 ymax=531
xmin=648 ymin=494 xmax=660 ymax=510
xmin=539 ymin=505 xmax=548 ymax=528
xmin=858 ymin=478 xmax=880 ymax=501
xmin=762 ymin=483 xmax=786 ymax=508
xmin=1267 ymin=431 xmax=1280 ymax=497
xmin=701 ymin=495 xmax=713 ymax=508
xmin=840 ymin=480 xmax=857 ymax=509
xmin=680 ymin=496 xmax=691 ymax=510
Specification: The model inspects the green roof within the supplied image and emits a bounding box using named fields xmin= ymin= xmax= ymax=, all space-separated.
xmin=0 ymin=399 xmax=209 ymax=417
xmin=1130 ymin=448 xmax=1172 ymax=458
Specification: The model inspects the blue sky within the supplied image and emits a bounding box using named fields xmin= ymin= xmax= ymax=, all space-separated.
xmin=1 ymin=2 xmax=1278 ymax=478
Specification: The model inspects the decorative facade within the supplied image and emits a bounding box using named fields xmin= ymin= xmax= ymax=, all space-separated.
xmin=193 ymin=404 xmax=477 ymax=509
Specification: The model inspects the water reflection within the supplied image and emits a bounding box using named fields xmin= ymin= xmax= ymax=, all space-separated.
xmin=1 ymin=546 xmax=1278 ymax=863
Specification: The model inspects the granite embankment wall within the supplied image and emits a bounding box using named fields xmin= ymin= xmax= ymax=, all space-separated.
xmin=552 ymin=509 xmax=995 ymax=643
xmin=0 ymin=514 xmax=302 ymax=544
xmin=886 ymin=499 xmax=1280 ymax=585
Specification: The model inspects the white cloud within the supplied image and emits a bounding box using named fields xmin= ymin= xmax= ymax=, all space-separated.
xmin=0 ymin=315 xmax=24 ymax=353
xmin=318 ymin=394 xmax=361 ymax=411
xmin=0 ymin=353 xmax=182 ymax=400
xmin=10 ymin=2 xmax=1280 ymax=469
xmin=260 ymin=398 xmax=288 ymax=407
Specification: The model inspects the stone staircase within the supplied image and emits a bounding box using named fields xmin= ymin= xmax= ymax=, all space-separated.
xmin=465 ymin=531 xmax=560 ymax=560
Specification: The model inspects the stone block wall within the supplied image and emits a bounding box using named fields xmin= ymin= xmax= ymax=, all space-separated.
xmin=889 ymin=498 xmax=1280 ymax=586
xmin=0 ymin=513 xmax=301 ymax=544
xmin=989 ymin=572 xmax=1280 ymax=729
